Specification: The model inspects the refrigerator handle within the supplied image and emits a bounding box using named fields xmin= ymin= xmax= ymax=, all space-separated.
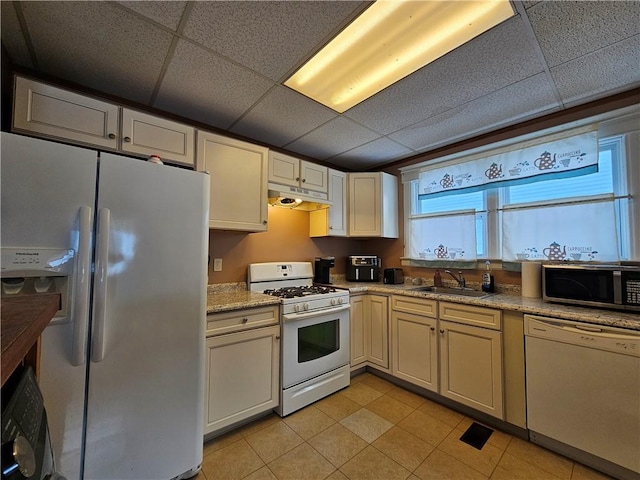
xmin=71 ymin=205 xmax=92 ymax=366
xmin=91 ymin=207 xmax=110 ymax=363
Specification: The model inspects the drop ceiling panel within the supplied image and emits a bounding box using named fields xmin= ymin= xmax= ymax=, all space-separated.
xmin=345 ymin=16 xmax=546 ymax=135
xmin=328 ymin=137 xmax=415 ymax=171
xmin=390 ymin=73 xmax=560 ymax=152
xmin=551 ymin=35 xmax=640 ymax=107
xmin=527 ymin=1 xmax=640 ymax=67
xmin=230 ymin=86 xmax=336 ymax=147
xmin=285 ymin=117 xmax=380 ymax=160
xmin=154 ymin=40 xmax=274 ymax=129
xmin=182 ymin=1 xmax=367 ymax=81
xmin=0 ymin=2 xmax=33 ymax=69
xmin=116 ymin=1 xmax=188 ymax=32
xmin=20 ymin=1 xmax=172 ymax=104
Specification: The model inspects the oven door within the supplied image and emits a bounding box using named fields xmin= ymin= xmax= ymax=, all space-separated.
xmin=281 ymin=304 xmax=350 ymax=389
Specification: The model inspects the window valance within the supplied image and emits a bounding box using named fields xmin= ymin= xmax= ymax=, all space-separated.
xmin=418 ymin=129 xmax=599 ymax=198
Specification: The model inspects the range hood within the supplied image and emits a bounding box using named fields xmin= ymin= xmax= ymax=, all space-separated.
xmin=268 ymin=183 xmax=332 ymax=211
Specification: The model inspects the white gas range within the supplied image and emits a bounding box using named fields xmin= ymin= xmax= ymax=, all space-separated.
xmin=248 ymin=262 xmax=350 ymax=416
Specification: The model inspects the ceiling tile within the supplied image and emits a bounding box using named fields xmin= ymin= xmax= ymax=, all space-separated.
xmin=327 ymin=138 xmax=415 ymax=171
xmin=154 ymin=40 xmax=274 ymax=129
xmin=527 ymin=1 xmax=640 ymax=67
xmin=284 ymin=117 xmax=380 ymax=160
xmin=0 ymin=2 xmax=33 ymax=69
xmin=20 ymin=1 xmax=172 ymax=104
xmin=230 ymin=86 xmax=336 ymax=147
xmin=182 ymin=1 xmax=366 ymax=81
xmin=116 ymin=1 xmax=188 ymax=31
xmin=390 ymin=73 xmax=560 ymax=152
xmin=551 ymin=35 xmax=640 ymax=107
xmin=345 ymin=16 xmax=546 ymax=135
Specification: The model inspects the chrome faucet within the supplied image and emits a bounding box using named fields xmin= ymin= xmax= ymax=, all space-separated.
xmin=445 ymin=270 xmax=466 ymax=288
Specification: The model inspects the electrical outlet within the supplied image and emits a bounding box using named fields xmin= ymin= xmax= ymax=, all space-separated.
xmin=213 ymin=258 xmax=223 ymax=272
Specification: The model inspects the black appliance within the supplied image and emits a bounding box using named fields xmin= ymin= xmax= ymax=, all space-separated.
xmin=1 ymin=367 xmax=65 ymax=480
xmin=346 ymin=256 xmax=380 ymax=282
xmin=542 ymin=264 xmax=640 ymax=312
xmin=314 ymin=257 xmax=335 ymax=284
xmin=383 ymin=268 xmax=404 ymax=284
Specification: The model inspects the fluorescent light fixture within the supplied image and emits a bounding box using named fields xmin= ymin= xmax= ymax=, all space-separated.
xmin=285 ymin=0 xmax=515 ymax=113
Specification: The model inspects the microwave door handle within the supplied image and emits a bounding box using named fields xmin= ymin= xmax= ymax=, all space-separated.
xmin=91 ymin=207 xmax=110 ymax=363
xmin=71 ymin=205 xmax=92 ymax=366
xmin=613 ymin=270 xmax=622 ymax=304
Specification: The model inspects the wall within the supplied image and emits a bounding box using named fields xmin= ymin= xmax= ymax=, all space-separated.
xmin=208 ymin=205 xmax=363 ymax=284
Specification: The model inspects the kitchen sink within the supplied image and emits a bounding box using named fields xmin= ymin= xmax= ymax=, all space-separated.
xmin=410 ymin=286 xmax=495 ymax=298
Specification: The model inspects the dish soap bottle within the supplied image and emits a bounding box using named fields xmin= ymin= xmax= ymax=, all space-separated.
xmin=434 ymin=269 xmax=442 ymax=287
xmin=482 ymin=261 xmax=495 ymax=293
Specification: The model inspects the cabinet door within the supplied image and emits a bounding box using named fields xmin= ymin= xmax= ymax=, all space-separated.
xmin=268 ymin=151 xmax=300 ymax=188
xmin=309 ymin=168 xmax=347 ymax=237
xmin=366 ymin=295 xmax=389 ymax=370
xmin=439 ymin=320 xmax=504 ymax=419
xmin=391 ymin=311 xmax=438 ymax=392
xmin=349 ymin=173 xmax=381 ymax=236
xmin=13 ymin=76 xmax=118 ymax=149
xmin=121 ymin=109 xmax=195 ymax=166
xmin=204 ymin=325 xmax=280 ymax=435
xmin=197 ymin=132 xmax=268 ymax=231
xmin=350 ymin=295 xmax=366 ymax=368
xmin=300 ymin=160 xmax=328 ymax=193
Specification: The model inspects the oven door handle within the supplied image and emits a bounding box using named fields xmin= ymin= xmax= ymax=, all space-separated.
xmin=283 ymin=304 xmax=350 ymax=323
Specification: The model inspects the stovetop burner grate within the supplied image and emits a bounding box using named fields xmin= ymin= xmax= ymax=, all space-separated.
xmin=263 ymin=285 xmax=337 ymax=298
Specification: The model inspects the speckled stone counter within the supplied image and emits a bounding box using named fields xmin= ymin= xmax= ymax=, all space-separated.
xmin=206 ymin=283 xmax=279 ymax=314
xmin=333 ymin=281 xmax=640 ymax=331
xmin=206 ymin=281 xmax=640 ymax=330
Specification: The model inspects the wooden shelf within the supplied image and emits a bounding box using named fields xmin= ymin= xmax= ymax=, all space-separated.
xmin=1 ymin=293 xmax=61 ymax=386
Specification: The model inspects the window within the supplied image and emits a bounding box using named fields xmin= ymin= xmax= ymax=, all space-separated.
xmin=403 ymin=112 xmax=639 ymax=265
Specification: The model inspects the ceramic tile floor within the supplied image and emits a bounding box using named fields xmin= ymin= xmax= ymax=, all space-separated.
xmin=195 ymin=372 xmax=614 ymax=480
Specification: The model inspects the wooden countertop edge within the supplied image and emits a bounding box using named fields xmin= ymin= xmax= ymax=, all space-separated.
xmin=1 ymin=293 xmax=62 ymax=386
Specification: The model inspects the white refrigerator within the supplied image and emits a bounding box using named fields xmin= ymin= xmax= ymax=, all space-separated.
xmin=1 ymin=132 xmax=209 ymax=480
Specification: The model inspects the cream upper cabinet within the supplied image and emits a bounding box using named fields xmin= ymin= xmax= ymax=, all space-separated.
xmin=310 ymin=168 xmax=347 ymax=237
xmin=268 ymin=151 xmax=328 ymax=193
xmin=349 ymin=294 xmax=389 ymax=372
xmin=439 ymin=302 xmax=504 ymax=419
xmin=348 ymin=172 xmax=398 ymax=238
xmin=197 ymin=131 xmax=269 ymax=231
xmin=121 ymin=109 xmax=195 ymax=166
xmin=391 ymin=296 xmax=438 ymax=392
xmin=13 ymin=76 xmax=119 ymax=149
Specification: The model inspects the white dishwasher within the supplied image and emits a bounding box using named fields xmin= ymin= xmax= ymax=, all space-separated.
xmin=524 ymin=315 xmax=640 ymax=480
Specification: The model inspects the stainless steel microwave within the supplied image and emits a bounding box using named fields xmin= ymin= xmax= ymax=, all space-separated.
xmin=542 ymin=264 xmax=640 ymax=312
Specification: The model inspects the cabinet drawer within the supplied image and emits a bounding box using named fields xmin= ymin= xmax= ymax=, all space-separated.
xmin=439 ymin=302 xmax=501 ymax=330
xmin=207 ymin=306 xmax=279 ymax=336
xmin=391 ymin=295 xmax=437 ymax=317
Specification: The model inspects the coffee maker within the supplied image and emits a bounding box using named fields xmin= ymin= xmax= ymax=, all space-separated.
xmin=314 ymin=256 xmax=335 ymax=284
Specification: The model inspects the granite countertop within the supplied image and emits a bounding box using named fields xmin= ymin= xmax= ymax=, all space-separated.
xmin=206 ymin=282 xmax=640 ymax=331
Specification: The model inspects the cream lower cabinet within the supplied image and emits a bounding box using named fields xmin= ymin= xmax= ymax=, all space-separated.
xmin=439 ymin=302 xmax=504 ymax=419
xmin=197 ymin=132 xmax=269 ymax=231
xmin=391 ymin=296 xmax=438 ymax=392
xmin=204 ymin=307 xmax=279 ymax=436
xmin=350 ymin=294 xmax=389 ymax=371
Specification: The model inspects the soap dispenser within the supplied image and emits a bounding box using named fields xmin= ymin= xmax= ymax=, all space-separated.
xmin=482 ymin=261 xmax=495 ymax=293
xmin=434 ymin=269 xmax=443 ymax=287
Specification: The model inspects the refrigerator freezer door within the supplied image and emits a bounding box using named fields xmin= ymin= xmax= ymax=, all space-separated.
xmin=82 ymin=153 xmax=209 ymax=479
xmin=1 ymin=132 xmax=98 ymax=480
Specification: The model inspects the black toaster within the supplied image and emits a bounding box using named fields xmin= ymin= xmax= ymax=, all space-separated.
xmin=383 ymin=268 xmax=404 ymax=284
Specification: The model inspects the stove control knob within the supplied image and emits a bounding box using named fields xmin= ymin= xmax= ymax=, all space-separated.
xmin=294 ymin=304 xmax=300 ymax=313
xmin=337 ymin=297 xmax=344 ymax=305
xmin=330 ymin=298 xmax=336 ymax=306
xmin=303 ymin=303 xmax=309 ymax=311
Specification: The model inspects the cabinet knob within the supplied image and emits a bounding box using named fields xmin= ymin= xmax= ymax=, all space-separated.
xmin=430 ymin=327 xmax=435 ymax=331
xmin=302 ymin=178 xmax=306 ymax=183
xmin=124 ymin=136 xmax=131 ymax=143
xmin=242 ymin=317 xmax=248 ymax=323
xmin=275 ymin=335 xmax=281 ymax=340
xmin=440 ymin=329 xmax=445 ymax=334
xmin=263 ymin=220 xmax=268 ymax=225
xmin=108 ymin=133 xmax=116 ymax=139
xmin=295 ymin=177 xmax=300 ymax=182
